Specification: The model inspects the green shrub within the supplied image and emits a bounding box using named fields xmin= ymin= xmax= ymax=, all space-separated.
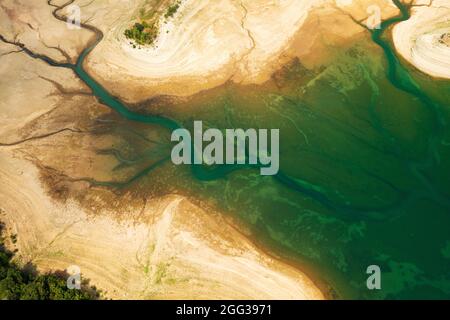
xmin=165 ymin=3 xmax=180 ymax=18
xmin=0 ymin=223 xmax=97 ymax=300
xmin=124 ymin=22 xmax=157 ymax=46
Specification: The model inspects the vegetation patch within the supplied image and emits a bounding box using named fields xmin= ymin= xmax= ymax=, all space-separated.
xmin=439 ymin=33 xmax=450 ymax=46
xmin=124 ymin=1 xmax=182 ymax=47
xmin=0 ymin=222 xmax=98 ymax=300
xmin=154 ymin=262 xmax=169 ymax=284
xmin=124 ymin=21 xmax=158 ymax=46
xmin=165 ymin=2 xmax=181 ymax=19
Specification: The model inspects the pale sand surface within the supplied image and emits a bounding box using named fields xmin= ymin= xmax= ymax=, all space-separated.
xmin=393 ymin=0 xmax=450 ymax=79
xmin=0 ymin=0 xmax=92 ymax=63
xmin=0 ymin=0 xmax=401 ymax=102
xmin=286 ymin=0 xmax=399 ymax=68
xmin=83 ymin=0 xmax=326 ymax=101
xmin=0 ymin=42 xmax=89 ymax=143
xmin=81 ymin=0 xmax=400 ymax=101
xmin=0 ymin=151 xmax=324 ymax=299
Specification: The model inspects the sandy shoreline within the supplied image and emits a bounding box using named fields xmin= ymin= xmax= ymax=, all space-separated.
xmin=83 ymin=0 xmax=326 ymax=101
xmin=0 ymin=150 xmax=324 ymax=299
xmin=393 ymin=0 xmax=450 ymax=79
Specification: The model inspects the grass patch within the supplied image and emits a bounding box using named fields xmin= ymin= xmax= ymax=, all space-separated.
xmin=165 ymin=2 xmax=181 ymax=19
xmin=125 ymin=1 xmax=182 ymax=47
xmin=0 ymin=222 xmax=99 ymax=300
xmin=154 ymin=262 xmax=168 ymax=284
xmin=124 ymin=21 xmax=158 ymax=46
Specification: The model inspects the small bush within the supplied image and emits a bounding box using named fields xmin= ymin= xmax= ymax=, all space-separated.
xmin=0 ymin=223 xmax=97 ymax=300
xmin=124 ymin=22 xmax=157 ymax=46
xmin=165 ymin=3 xmax=180 ymax=19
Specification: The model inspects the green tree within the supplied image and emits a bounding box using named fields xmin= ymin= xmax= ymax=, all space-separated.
xmin=0 ymin=223 xmax=97 ymax=300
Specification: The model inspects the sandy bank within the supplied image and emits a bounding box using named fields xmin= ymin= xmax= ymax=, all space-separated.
xmin=80 ymin=0 xmax=403 ymax=101
xmin=0 ymin=151 xmax=324 ymax=299
xmin=82 ymin=0 xmax=325 ymax=101
xmin=393 ymin=0 xmax=450 ymax=79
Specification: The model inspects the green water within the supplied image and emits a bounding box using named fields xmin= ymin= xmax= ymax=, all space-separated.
xmin=42 ymin=0 xmax=450 ymax=298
